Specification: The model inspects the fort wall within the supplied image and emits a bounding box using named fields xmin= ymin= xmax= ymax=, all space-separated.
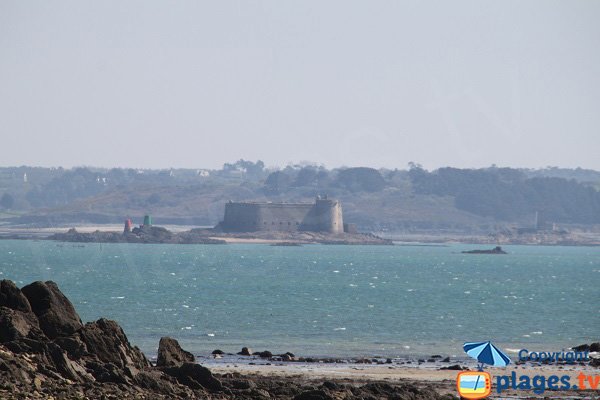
xmin=220 ymin=198 xmax=344 ymax=233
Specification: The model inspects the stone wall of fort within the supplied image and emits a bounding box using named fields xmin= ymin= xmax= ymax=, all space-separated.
xmin=220 ymin=198 xmax=344 ymax=233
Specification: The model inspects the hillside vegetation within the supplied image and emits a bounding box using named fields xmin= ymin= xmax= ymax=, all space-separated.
xmin=1 ymin=161 xmax=599 ymax=232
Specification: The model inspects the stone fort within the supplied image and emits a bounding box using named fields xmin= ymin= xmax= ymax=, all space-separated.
xmin=219 ymin=196 xmax=351 ymax=233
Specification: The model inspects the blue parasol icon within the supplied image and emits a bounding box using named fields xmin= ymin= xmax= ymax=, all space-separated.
xmin=463 ymin=341 xmax=511 ymax=370
xmin=463 ymin=341 xmax=511 ymax=394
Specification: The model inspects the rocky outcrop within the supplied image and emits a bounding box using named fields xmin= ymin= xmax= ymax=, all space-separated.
xmin=21 ymin=281 xmax=83 ymax=338
xmin=48 ymin=227 xmax=227 ymax=244
xmin=254 ymin=350 xmax=273 ymax=358
xmin=0 ymin=279 xmax=457 ymax=399
xmin=461 ymin=246 xmax=507 ymax=254
xmin=157 ymin=336 xmax=195 ymax=367
xmin=572 ymin=342 xmax=600 ymax=352
xmin=0 ymin=280 xmax=32 ymax=312
xmin=0 ymin=279 xmax=207 ymax=397
xmin=0 ymin=306 xmax=43 ymax=342
xmin=79 ymin=318 xmax=149 ymax=369
xmin=163 ymin=362 xmax=223 ymax=392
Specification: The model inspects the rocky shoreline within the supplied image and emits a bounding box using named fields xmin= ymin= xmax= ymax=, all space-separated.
xmin=47 ymin=226 xmax=227 ymax=245
xmin=4 ymin=223 xmax=600 ymax=246
xmin=41 ymin=226 xmax=394 ymax=246
xmin=0 ymin=279 xmax=453 ymax=399
xmin=203 ymin=229 xmax=394 ymax=245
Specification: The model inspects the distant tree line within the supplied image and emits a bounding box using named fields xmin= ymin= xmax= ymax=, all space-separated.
xmin=1 ymin=162 xmax=599 ymax=226
xmin=263 ymin=166 xmax=386 ymax=194
xmin=408 ymin=166 xmax=600 ymax=223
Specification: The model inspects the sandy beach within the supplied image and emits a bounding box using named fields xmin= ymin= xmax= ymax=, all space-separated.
xmin=207 ymin=361 xmax=599 ymax=398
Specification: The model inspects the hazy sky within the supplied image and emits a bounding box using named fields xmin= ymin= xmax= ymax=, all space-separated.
xmin=1 ymin=1 xmax=599 ymax=170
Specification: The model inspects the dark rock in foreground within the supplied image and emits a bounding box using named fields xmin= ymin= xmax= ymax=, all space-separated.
xmin=439 ymin=364 xmax=467 ymax=371
xmin=0 ymin=279 xmax=456 ymax=399
xmin=163 ymin=362 xmax=223 ymax=392
xmin=572 ymin=342 xmax=600 ymax=353
xmin=21 ymin=280 xmax=83 ymax=339
xmin=157 ymin=336 xmax=195 ymax=367
xmin=0 ymin=280 xmax=31 ymax=312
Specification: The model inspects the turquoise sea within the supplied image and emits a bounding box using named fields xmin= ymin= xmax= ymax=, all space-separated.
xmin=0 ymin=240 xmax=598 ymax=358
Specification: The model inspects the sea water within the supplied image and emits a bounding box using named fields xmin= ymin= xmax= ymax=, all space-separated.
xmin=0 ymin=240 xmax=597 ymax=358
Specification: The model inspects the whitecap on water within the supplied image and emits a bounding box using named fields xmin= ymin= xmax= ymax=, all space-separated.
xmin=181 ymin=326 xmax=192 ymax=330
xmin=531 ymin=331 xmax=543 ymax=335
xmin=182 ymin=305 xmax=190 ymax=308
xmin=207 ymin=333 xmax=215 ymax=337
xmin=464 ymin=291 xmax=471 ymax=294
xmin=349 ymin=284 xmax=357 ymax=287
xmin=333 ymin=270 xmax=340 ymax=273
xmin=110 ymin=296 xmax=125 ymax=299
xmin=333 ymin=327 xmax=346 ymax=331
xmin=170 ymin=272 xmax=176 ymax=275
xmin=522 ymin=334 xmax=531 ymax=337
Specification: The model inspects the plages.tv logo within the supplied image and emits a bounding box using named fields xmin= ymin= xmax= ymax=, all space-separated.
xmin=456 ymin=341 xmax=511 ymax=399
xmin=456 ymin=371 xmax=491 ymax=399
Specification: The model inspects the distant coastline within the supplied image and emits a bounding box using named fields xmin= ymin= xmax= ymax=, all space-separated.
xmin=0 ymin=224 xmax=394 ymax=245
xmin=1 ymin=224 xmax=600 ymax=246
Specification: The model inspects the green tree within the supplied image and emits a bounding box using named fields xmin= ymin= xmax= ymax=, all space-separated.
xmin=335 ymin=167 xmax=386 ymax=192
